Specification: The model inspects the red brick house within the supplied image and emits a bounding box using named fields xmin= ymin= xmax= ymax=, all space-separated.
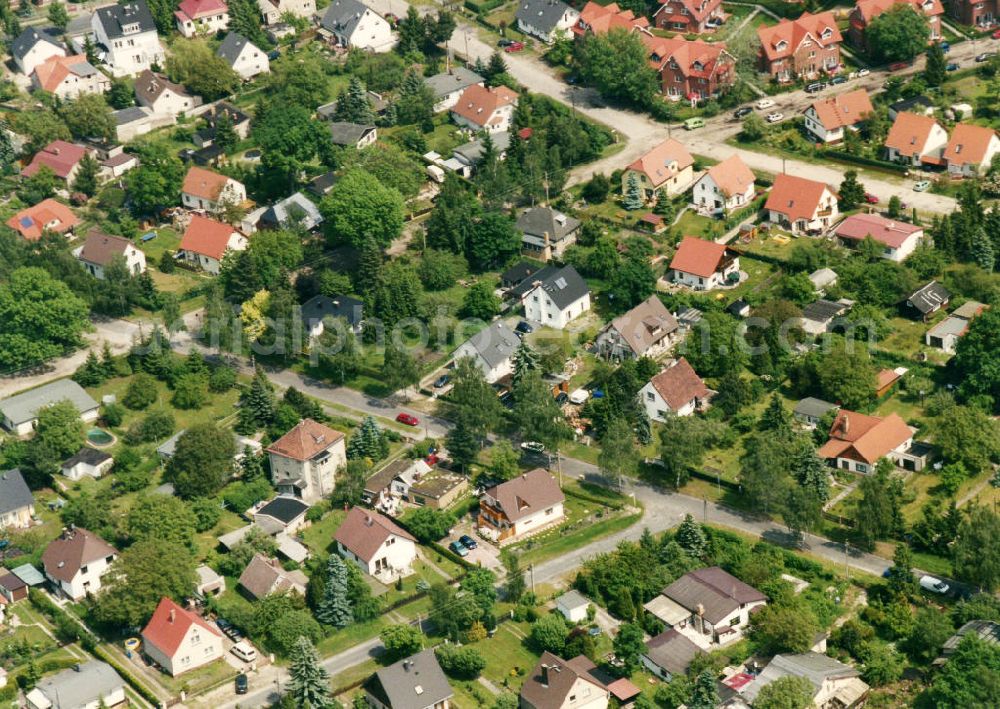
xmin=757 ymin=12 xmax=843 ymax=82
xmin=643 ymin=34 xmax=736 ymax=100
xmin=653 ymin=0 xmax=727 ymax=33
xmin=849 ymin=0 xmax=943 ymax=48
xmin=573 ymin=1 xmax=649 ymax=37
xmin=947 ymin=0 xmax=997 ymax=27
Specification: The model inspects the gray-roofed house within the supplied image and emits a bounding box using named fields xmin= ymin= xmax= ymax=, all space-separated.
xmin=194 ymin=101 xmax=252 ymax=147
xmin=319 ymin=0 xmax=395 ymax=53
xmin=905 ymin=280 xmax=951 ymax=321
xmin=0 ymin=470 xmax=34 ymax=530
xmin=0 ymin=380 xmax=99 ymax=436
xmin=135 ymin=70 xmax=202 ymax=118
xmin=655 ymin=566 xmax=767 ymax=646
xmin=238 ymin=553 xmax=308 ymax=600
xmin=595 ymin=294 xmax=679 ymax=360
xmin=328 ymin=121 xmax=377 ymax=150
xmin=73 ymin=229 xmax=147 ymax=280
xmin=60 ymin=447 xmax=113 ymax=481
xmin=555 ymin=589 xmax=591 ymax=623
xmin=425 ymin=67 xmax=485 ymax=113
xmin=196 ymin=564 xmax=226 ymax=597
xmin=453 ymin=321 xmax=520 ymax=383
xmin=793 ymin=397 xmax=840 ymax=428
xmin=300 ymin=294 xmax=364 ymax=338
xmin=521 ymin=265 xmax=591 ymax=330
xmin=800 ymin=298 xmax=853 ymax=336
xmin=501 ymin=260 xmax=544 ymax=290
xmin=11 ymin=26 xmax=65 ymax=75
xmin=937 ymin=620 xmax=1000 ymax=666
xmin=252 ymin=495 xmax=311 ymax=535
xmin=888 ymin=95 xmax=934 ymax=121
xmin=318 ymin=91 xmax=390 ymax=120
xmin=451 ymin=130 xmax=511 ymax=174
xmin=742 ymin=653 xmax=869 ymax=708
xmin=517 ymin=206 xmax=581 ymax=261
xmin=25 ymin=660 xmax=126 ymax=709
xmin=260 ymin=192 xmax=323 ymax=231
xmin=91 ymin=1 xmax=165 ymax=76
xmin=516 ymin=0 xmax=580 ymax=43
xmin=363 ymin=648 xmax=453 ymax=709
xmin=926 ymin=301 xmax=987 ymax=353
xmin=308 ymin=171 xmax=338 ymax=196
xmin=217 ymin=31 xmax=270 ymax=81
xmin=642 ymin=629 xmax=705 ymax=680
xmin=113 ymin=106 xmax=156 ymax=142
xmin=809 ymin=267 xmax=838 ymax=294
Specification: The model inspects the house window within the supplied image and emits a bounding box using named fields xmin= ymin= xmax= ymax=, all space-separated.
xmin=647 ymin=392 xmax=655 ymax=401
xmin=81 ymin=565 xmax=88 ymax=574
xmin=546 ymin=507 xmax=554 ymax=515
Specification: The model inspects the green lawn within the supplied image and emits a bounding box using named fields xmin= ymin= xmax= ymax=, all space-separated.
xmin=300 ymin=508 xmax=348 ymax=557
xmin=466 ymin=622 xmax=539 ymax=690
xmin=139 ymin=227 xmax=211 ymax=297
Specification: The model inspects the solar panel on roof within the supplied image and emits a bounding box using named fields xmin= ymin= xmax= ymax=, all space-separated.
xmin=555 ymin=277 xmax=567 ymax=289
xmin=20 ymin=217 xmax=34 ymax=227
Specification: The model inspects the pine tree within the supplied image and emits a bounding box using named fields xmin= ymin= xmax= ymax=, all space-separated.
xmin=446 ymin=417 xmax=479 ymax=471
xmin=0 ymin=120 xmax=14 ymax=175
xmin=100 ymin=341 xmax=117 ymax=378
xmin=653 ymin=190 xmax=674 ymax=220
xmin=791 ymin=445 xmax=830 ymax=503
xmin=72 ymin=154 xmax=100 ymax=197
xmin=237 ymin=366 xmax=276 ymax=433
xmin=623 ymin=173 xmax=644 ymax=210
xmin=511 ymin=340 xmax=540 ymax=388
xmin=316 ymin=555 xmax=354 ymax=627
xmin=689 ymin=670 xmax=720 ymax=709
xmin=287 ymin=636 xmax=334 ymax=708
xmin=886 ymin=543 xmax=917 ymax=596
xmin=354 ymin=238 xmax=384 ymax=297
xmin=335 ymin=77 xmax=374 ymax=124
xmin=758 ymin=393 xmax=792 ymax=433
xmin=347 ymin=416 xmax=385 ymax=461
xmin=214 ymin=111 xmax=239 ymax=154
xmin=972 ymin=226 xmax=995 ymax=272
xmin=675 ymin=514 xmax=707 ymax=558
xmin=485 ymin=52 xmax=508 ymax=87
xmin=73 ymin=351 xmax=105 ymax=387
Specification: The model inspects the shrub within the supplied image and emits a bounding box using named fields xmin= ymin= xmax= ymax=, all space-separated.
xmin=122 ymin=373 xmax=158 ymax=409
xmin=435 ymin=645 xmax=486 ymax=679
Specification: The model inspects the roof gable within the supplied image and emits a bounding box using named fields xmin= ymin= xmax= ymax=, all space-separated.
xmin=647 ymin=357 xmax=709 ymax=410
xmin=42 ymin=528 xmax=117 ymax=583
xmin=764 ymin=173 xmax=832 ymax=222
xmin=177 ymin=214 xmax=242 ymax=261
xmin=885 ymin=111 xmax=944 ymax=153
xmin=944 ymin=123 xmax=999 ymax=166
xmin=335 ymin=507 xmax=416 ymax=562
xmin=628 ymin=138 xmax=694 ymax=187
xmin=669 ymin=236 xmax=728 ymax=278
xmin=483 ymin=468 xmax=565 ymax=522
xmin=141 ymin=597 xmax=221 ymax=657
xmin=267 ymin=418 xmax=344 ymax=461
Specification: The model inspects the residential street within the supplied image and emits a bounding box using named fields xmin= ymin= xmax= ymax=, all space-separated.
xmin=444 ymin=19 xmax=999 ymax=214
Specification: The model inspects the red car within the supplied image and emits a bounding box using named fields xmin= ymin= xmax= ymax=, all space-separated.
xmin=396 ymin=413 xmax=420 ymax=426
xmin=864 ymin=193 xmax=879 ymax=204
xmin=504 ymin=41 xmax=524 ymax=53
xmin=993 ymin=29 xmax=1000 ymax=39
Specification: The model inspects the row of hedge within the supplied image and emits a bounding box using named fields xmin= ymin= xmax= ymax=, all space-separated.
xmin=824 ymin=150 xmax=909 ymax=174
xmin=464 ymin=0 xmax=504 ymax=14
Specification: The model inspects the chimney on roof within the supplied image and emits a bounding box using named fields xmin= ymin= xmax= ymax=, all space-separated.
xmin=168 ymin=608 xmax=176 ymax=623
xmin=403 ymin=659 xmax=412 ymax=672
xmin=52 ymin=147 xmax=60 ymax=156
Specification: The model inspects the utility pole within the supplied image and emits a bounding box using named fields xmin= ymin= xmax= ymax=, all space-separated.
xmin=529 ymin=563 xmax=535 ymax=593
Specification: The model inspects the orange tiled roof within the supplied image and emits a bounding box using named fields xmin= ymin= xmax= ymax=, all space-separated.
xmin=818 ymin=410 xmax=912 ymax=465
xmin=808 ymin=89 xmax=874 ymax=131
xmin=669 ymin=236 xmax=728 ymax=278
xmin=758 ymin=11 xmax=842 ymax=62
xmin=764 ymin=173 xmax=833 ymax=222
xmin=627 ymin=138 xmax=694 ymax=188
xmin=177 ymin=214 xmax=240 ymax=261
xmin=266 ymin=418 xmax=344 ymax=461
xmin=32 ymin=55 xmax=96 ymax=93
xmin=884 ymin=111 xmax=944 ymax=154
xmin=853 ymin=0 xmax=943 ymax=25
xmin=576 ymin=1 xmax=649 ymax=35
xmin=943 ymin=123 xmax=999 ymax=167
xmin=450 ymin=84 xmax=519 ymax=129
xmin=701 ymin=154 xmax=754 ymax=198
xmin=182 ymin=166 xmax=232 ymax=202
xmin=642 ymin=34 xmax=734 ymax=80
xmin=7 ymin=198 xmax=78 ymax=241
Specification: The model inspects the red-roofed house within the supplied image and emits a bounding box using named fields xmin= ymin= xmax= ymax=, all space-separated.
xmin=884 ymin=111 xmax=948 ymax=165
xmin=22 ymin=140 xmax=89 ymax=182
xmin=622 ymin=138 xmax=695 ymax=200
xmin=181 ymin=166 xmax=247 ymax=213
xmin=640 ymin=357 xmax=711 ymax=420
xmin=692 ymin=154 xmax=755 ymax=215
xmin=642 ymin=34 xmax=736 ymax=101
xmin=849 ymin=0 xmax=943 ymax=48
xmin=834 ymin=212 xmax=924 ymax=261
xmin=335 ymin=507 xmax=417 ymax=581
xmin=141 ymin=597 xmax=224 ymax=676
xmin=450 ymin=84 xmax=519 ymax=134
xmin=757 ymin=12 xmax=842 ymax=82
xmin=176 ymin=214 xmax=247 ymax=274
xmin=818 ymin=410 xmax=919 ymax=473
xmin=944 ymin=123 xmax=1000 ymax=177
xmin=668 ymin=236 xmax=740 ymax=289
xmin=478 ymin=468 xmax=565 ymax=543
xmin=267 ymin=418 xmax=346 ymax=503
xmin=764 ymin=173 xmax=839 ymax=234
xmin=803 ymin=89 xmax=874 ymax=143
xmin=31 ymin=55 xmax=109 ymax=99
xmin=574 ymin=1 xmax=650 ymax=36
xmin=175 ymin=0 xmax=229 ymax=37
xmin=654 ymin=0 xmax=726 ymax=33
xmin=948 ymin=0 xmax=998 ymax=26
xmin=7 ymin=199 xmax=78 ymax=241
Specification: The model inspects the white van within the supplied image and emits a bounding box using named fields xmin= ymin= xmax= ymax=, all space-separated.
xmin=230 ymin=640 xmax=257 ymax=663
xmin=919 ymin=575 xmax=949 ymax=594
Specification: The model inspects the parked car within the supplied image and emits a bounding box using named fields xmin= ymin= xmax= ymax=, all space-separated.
xmin=938 ymin=41 xmax=950 ymax=53
xmin=449 ymin=540 xmax=469 ymax=557
xmin=976 ymin=52 xmax=996 ymax=62
xmin=515 ymin=320 xmax=534 ymax=335
xmin=734 ymin=106 xmax=753 ymax=119
xmin=888 ymin=61 xmax=911 ymax=71
xmin=433 ymin=374 xmax=450 ymax=388
xmin=919 ymin=575 xmax=950 ymax=594
xmin=555 ymin=391 xmax=569 ymax=405
xmin=521 ymin=441 xmax=545 ymax=454
xmin=857 ymin=68 xmax=870 ymax=77
xmin=993 ymin=28 xmax=1000 ymax=39
xmin=235 ymin=674 xmax=248 ymax=695
xmin=684 ymin=117 xmax=705 ymax=130
xmin=864 ymin=193 xmax=879 ymax=204
xmin=766 ymin=112 xmax=784 ymax=123
xmin=804 ymin=82 xmax=825 ymax=93
xmin=459 ymin=534 xmax=478 ymax=549
xmin=396 ymin=413 xmax=420 ymax=426
xmin=498 ymin=38 xmax=515 ymax=47
xmin=831 ymin=75 xmax=848 ymax=85
xmin=504 ymin=41 xmax=525 ymax=53
xmin=755 ymin=98 xmax=775 ymax=110
xmin=499 ymin=391 xmax=514 ymax=409
xmin=913 ymin=181 xmax=931 ymax=192
xmin=231 ymin=641 xmax=257 ymax=663
xmin=946 ymin=62 xmax=959 ymax=71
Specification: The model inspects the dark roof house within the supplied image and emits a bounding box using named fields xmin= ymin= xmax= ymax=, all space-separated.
xmin=0 ymin=469 xmax=36 ymax=520
xmin=41 ymin=528 xmax=117 ymax=584
xmin=905 ymin=281 xmax=951 ymax=319
xmin=335 ymin=507 xmax=416 ymax=563
xmin=643 ymin=629 xmax=704 ymax=678
xmin=522 ymin=265 xmax=590 ymax=310
xmin=94 ymin=1 xmax=157 ymax=38
xmin=300 ymin=294 xmax=364 ymax=331
xmin=364 ymin=649 xmax=453 ymax=709
xmin=661 ymin=567 xmax=766 ymax=625
xmin=328 ymin=121 xmax=376 ymax=147
xmin=520 ymin=651 xmax=609 ymax=709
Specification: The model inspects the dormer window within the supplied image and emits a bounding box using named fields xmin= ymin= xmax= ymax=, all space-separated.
xmin=776 ymin=39 xmax=787 ymax=50
xmin=821 ymin=28 xmax=832 ymax=39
